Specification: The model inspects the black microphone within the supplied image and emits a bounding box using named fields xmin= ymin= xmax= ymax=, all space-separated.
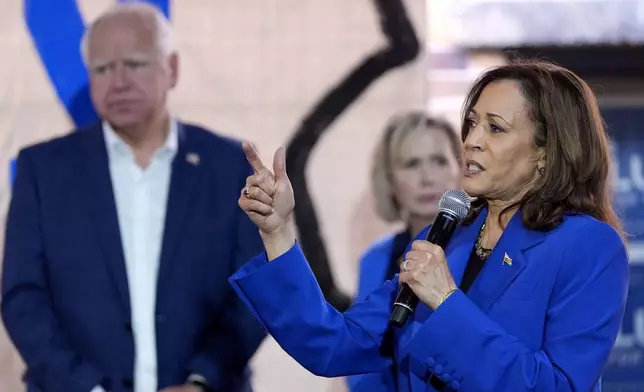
xmin=389 ymin=189 xmax=471 ymax=328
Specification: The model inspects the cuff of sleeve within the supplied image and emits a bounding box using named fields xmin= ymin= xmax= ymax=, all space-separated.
xmin=403 ymin=290 xmax=478 ymax=385
xmin=187 ymin=373 xmax=208 ymax=384
xmin=229 ymin=241 xmax=302 ymax=282
xmin=186 ymin=354 xmax=223 ymax=391
xmin=69 ymin=364 xmax=106 ymax=392
xmin=188 ymin=373 xmax=214 ymax=392
xmin=228 ymin=242 xmax=313 ymax=336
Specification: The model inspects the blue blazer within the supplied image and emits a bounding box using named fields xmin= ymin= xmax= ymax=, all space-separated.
xmin=356 ymin=234 xmax=398 ymax=302
xmin=347 ymin=234 xmax=397 ymax=392
xmin=229 ymin=208 xmax=629 ymax=392
xmin=2 ymin=123 xmax=266 ymax=392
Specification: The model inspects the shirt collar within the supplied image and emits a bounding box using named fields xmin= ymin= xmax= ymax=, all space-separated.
xmin=102 ymin=119 xmax=179 ymax=156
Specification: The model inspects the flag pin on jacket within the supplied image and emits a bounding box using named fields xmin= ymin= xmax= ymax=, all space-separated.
xmin=502 ymin=252 xmax=512 ymax=266
xmin=186 ymin=153 xmax=200 ymax=166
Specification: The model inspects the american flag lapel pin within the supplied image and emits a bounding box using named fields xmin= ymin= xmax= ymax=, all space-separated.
xmin=186 ymin=152 xmax=200 ymax=166
xmin=502 ymin=252 xmax=513 ymax=266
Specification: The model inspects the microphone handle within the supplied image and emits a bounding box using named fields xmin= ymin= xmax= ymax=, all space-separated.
xmin=389 ymin=211 xmax=460 ymax=328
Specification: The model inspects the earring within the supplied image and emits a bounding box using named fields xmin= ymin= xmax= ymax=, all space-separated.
xmin=538 ymin=167 xmax=545 ymax=176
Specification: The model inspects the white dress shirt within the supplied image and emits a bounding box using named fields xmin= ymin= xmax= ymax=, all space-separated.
xmin=91 ymin=121 xmax=178 ymax=392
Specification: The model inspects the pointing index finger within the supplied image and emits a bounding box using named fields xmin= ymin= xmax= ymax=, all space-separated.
xmin=242 ymin=142 xmax=268 ymax=174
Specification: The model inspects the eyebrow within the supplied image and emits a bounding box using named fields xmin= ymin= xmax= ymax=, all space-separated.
xmin=90 ymin=54 xmax=151 ymax=65
xmin=470 ymin=108 xmax=512 ymax=126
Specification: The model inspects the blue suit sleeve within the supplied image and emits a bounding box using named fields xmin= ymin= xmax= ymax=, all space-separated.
xmin=402 ymin=221 xmax=629 ymax=391
xmin=229 ymin=243 xmax=397 ymax=378
xmin=1 ymin=150 xmax=105 ymax=392
xmin=346 ymin=366 xmax=396 ymax=392
xmin=187 ymin=159 xmax=267 ymax=389
xmin=346 ymin=249 xmax=397 ymax=392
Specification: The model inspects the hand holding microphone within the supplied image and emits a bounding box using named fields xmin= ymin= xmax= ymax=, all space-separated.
xmin=390 ymin=190 xmax=471 ymax=327
xmin=398 ymin=241 xmax=458 ymax=310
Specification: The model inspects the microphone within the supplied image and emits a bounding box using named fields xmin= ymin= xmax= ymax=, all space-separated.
xmin=389 ymin=189 xmax=471 ymax=328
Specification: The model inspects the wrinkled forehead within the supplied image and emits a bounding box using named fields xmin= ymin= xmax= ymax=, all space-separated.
xmin=87 ymin=13 xmax=160 ymax=62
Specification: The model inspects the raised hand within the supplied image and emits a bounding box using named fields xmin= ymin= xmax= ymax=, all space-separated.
xmin=239 ymin=142 xmax=295 ymax=236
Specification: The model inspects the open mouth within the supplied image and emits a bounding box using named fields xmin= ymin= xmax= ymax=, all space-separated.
xmin=465 ymin=160 xmax=485 ymax=174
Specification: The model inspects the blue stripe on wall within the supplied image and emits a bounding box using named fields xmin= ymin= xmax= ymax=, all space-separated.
xmin=24 ymin=0 xmax=171 ymax=127
xmin=11 ymin=0 xmax=171 ymax=186
xmin=24 ymin=0 xmax=98 ymax=127
xmin=9 ymin=158 xmax=17 ymax=187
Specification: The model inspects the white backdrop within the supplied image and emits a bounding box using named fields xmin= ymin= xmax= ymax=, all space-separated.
xmin=0 ymin=1 xmax=428 ymax=391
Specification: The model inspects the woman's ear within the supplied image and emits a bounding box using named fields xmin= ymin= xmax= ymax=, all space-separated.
xmin=536 ymin=149 xmax=546 ymax=176
xmin=538 ymin=155 xmax=546 ymax=169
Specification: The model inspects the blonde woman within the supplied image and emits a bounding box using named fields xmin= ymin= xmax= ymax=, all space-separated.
xmin=347 ymin=111 xmax=462 ymax=391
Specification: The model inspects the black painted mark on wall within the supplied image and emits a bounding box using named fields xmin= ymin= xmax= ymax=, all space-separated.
xmin=285 ymin=0 xmax=420 ymax=311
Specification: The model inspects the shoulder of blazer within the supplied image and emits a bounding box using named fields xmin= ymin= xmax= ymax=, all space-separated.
xmin=361 ymin=233 xmax=396 ymax=257
xmin=16 ymin=123 xmax=103 ymax=164
xmin=534 ymin=213 xmax=628 ymax=281
xmin=545 ymin=213 xmax=624 ymax=246
xmin=359 ymin=233 xmax=398 ymax=269
xmin=179 ymin=122 xmax=245 ymax=153
xmin=546 ymin=213 xmax=629 ymax=300
xmin=178 ymin=122 xmax=253 ymax=179
xmin=355 ymin=234 xmax=398 ymax=299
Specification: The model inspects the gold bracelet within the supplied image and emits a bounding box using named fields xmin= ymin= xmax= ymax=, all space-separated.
xmin=438 ymin=288 xmax=458 ymax=307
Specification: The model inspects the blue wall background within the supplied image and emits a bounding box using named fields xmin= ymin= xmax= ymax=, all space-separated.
xmin=600 ymin=106 xmax=644 ymax=391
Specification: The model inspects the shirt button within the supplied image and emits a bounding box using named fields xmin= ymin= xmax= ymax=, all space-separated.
xmin=450 ymin=380 xmax=460 ymax=389
xmin=434 ymin=364 xmax=443 ymax=374
xmin=426 ymin=357 xmax=435 ymax=367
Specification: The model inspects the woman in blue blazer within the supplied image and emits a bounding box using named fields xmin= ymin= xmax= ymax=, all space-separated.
xmin=356 ymin=111 xmax=462 ymax=299
xmin=232 ymin=60 xmax=629 ymax=392
xmin=349 ymin=112 xmax=462 ymax=392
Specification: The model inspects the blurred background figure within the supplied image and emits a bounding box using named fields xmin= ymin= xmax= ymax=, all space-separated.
xmin=346 ymin=111 xmax=461 ymax=392
xmin=1 ymin=3 xmax=265 ymax=392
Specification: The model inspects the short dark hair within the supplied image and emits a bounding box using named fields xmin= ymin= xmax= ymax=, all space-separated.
xmin=460 ymin=59 xmax=624 ymax=241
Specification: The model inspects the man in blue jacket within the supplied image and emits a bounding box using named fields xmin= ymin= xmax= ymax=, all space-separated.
xmin=1 ymin=3 xmax=265 ymax=392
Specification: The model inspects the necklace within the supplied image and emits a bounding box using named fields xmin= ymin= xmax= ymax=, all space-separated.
xmin=475 ymin=223 xmax=492 ymax=259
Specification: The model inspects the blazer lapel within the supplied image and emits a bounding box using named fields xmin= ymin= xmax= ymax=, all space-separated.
xmin=75 ymin=126 xmax=130 ymax=312
xmin=156 ymin=124 xmax=204 ymax=303
xmin=466 ymin=209 xmax=546 ymax=313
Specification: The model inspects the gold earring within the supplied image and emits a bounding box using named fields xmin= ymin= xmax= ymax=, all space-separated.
xmin=538 ymin=167 xmax=545 ymax=176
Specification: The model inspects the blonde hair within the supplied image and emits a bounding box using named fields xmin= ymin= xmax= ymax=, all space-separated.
xmin=371 ymin=111 xmax=462 ymax=222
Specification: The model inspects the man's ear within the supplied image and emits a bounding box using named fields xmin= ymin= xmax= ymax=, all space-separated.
xmin=169 ymin=52 xmax=179 ymax=88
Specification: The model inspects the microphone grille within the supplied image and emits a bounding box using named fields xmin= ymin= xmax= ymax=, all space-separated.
xmin=438 ymin=189 xmax=471 ymax=221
